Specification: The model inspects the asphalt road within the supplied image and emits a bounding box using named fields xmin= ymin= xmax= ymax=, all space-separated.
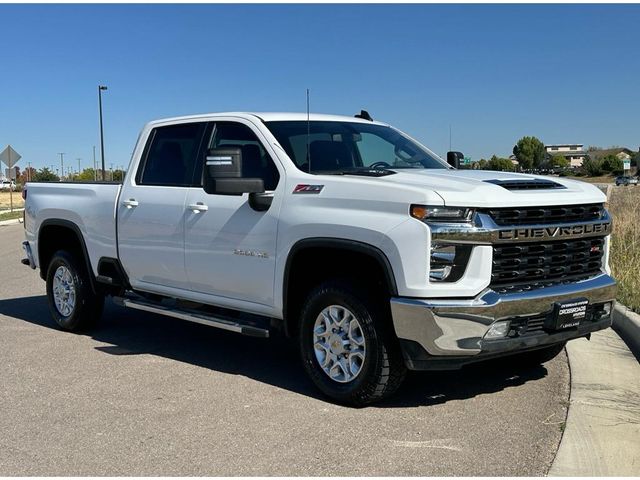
xmin=0 ymin=223 xmax=569 ymax=475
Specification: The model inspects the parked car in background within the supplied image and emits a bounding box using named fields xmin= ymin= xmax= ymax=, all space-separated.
xmin=615 ymin=175 xmax=638 ymax=186
xmin=1 ymin=180 xmax=16 ymax=191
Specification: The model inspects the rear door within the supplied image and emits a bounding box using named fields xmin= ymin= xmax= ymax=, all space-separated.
xmin=117 ymin=121 xmax=206 ymax=291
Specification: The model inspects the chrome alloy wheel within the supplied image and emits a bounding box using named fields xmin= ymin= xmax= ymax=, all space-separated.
xmin=313 ymin=305 xmax=366 ymax=383
xmin=52 ymin=266 xmax=76 ymax=317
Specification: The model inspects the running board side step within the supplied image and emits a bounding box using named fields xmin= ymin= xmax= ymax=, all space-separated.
xmin=113 ymin=297 xmax=269 ymax=338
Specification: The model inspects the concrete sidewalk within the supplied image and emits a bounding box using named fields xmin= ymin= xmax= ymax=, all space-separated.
xmin=549 ymin=327 xmax=640 ymax=476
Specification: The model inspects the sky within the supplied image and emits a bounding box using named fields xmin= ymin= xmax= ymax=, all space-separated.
xmin=1 ymin=3 xmax=639 ymax=173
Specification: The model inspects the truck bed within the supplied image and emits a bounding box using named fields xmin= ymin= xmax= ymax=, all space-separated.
xmin=24 ymin=182 xmax=122 ymax=276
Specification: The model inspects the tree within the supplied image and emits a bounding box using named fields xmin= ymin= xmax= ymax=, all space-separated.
xmin=473 ymin=159 xmax=488 ymax=170
xmin=18 ymin=167 xmax=37 ymax=184
xmin=77 ymin=168 xmax=97 ymax=181
xmin=112 ymin=169 xmax=126 ymax=182
xmin=513 ymin=136 xmax=545 ymax=170
xmin=33 ymin=167 xmax=60 ymax=182
xmin=484 ymin=155 xmax=515 ymax=172
xmin=601 ymin=154 xmax=623 ymax=173
xmin=549 ymin=154 xmax=569 ymax=169
xmin=581 ymin=157 xmax=604 ymax=177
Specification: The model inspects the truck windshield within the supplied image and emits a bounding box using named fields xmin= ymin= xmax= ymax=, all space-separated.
xmin=265 ymin=121 xmax=449 ymax=174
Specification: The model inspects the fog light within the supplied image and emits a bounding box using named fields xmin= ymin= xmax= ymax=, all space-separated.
xmin=602 ymin=302 xmax=611 ymax=317
xmin=429 ymin=243 xmax=456 ymax=281
xmin=484 ymin=320 xmax=511 ymax=339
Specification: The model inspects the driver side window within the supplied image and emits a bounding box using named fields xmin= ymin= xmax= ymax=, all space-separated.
xmin=207 ymin=123 xmax=280 ymax=191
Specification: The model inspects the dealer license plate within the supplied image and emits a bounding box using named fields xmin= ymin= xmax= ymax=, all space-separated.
xmin=549 ymin=298 xmax=589 ymax=330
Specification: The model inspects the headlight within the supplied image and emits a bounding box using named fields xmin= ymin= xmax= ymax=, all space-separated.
xmin=429 ymin=243 xmax=472 ymax=282
xmin=410 ymin=205 xmax=474 ymax=223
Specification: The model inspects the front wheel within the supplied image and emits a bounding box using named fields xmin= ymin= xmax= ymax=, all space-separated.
xmin=298 ymin=281 xmax=406 ymax=406
xmin=46 ymin=250 xmax=104 ymax=331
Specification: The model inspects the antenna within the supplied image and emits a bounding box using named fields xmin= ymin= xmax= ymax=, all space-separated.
xmin=306 ymin=88 xmax=311 ymax=174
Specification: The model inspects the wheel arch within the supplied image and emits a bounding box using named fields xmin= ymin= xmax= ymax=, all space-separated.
xmin=282 ymin=238 xmax=398 ymax=337
xmin=37 ymin=219 xmax=98 ymax=294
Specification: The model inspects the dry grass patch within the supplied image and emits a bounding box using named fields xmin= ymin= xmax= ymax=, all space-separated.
xmin=573 ymin=175 xmax=615 ymax=185
xmin=0 ymin=210 xmax=23 ymax=222
xmin=607 ymin=187 xmax=640 ymax=312
xmin=0 ymin=191 xmax=24 ymax=209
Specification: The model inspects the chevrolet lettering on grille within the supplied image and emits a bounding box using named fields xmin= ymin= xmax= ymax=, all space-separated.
xmin=498 ymin=222 xmax=610 ymax=241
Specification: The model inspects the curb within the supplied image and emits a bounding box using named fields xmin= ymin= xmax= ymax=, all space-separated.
xmin=0 ymin=207 xmax=24 ymax=214
xmin=0 ymin=218 xmax=23 ymax=226
xmin=612 ymin=304 xmax=640 ymax=357
xmin=549 ymin=326 xmax=640 ymax=476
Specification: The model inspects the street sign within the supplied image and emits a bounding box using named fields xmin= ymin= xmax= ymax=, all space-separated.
xmin=0 ymin=146 xmax=21 ymax=213
xmin=0 ymin=145 xmax=21 ymax=168
xmin=463 ymin=156 xmax=472 ymax=165
xmin=5 ymin=167 xmax=18 ymax=180
xmin=623 ymin=160 xmax=631 ymax=171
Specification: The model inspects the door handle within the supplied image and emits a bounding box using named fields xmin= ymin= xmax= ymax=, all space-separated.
xmin=187 ymin=202 xmax=208 ymax=213
xmin=123 ymin=198 xmax=139 ymax=208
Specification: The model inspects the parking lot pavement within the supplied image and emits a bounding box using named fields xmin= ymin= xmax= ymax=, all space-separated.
xmin=0 ymin=224 xmax=569 ymax=475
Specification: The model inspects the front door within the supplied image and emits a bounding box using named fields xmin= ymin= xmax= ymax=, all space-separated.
xmin=184 ymin=120 xmax=282 ymax=308
xmin=117 ymin=121 xmax=206 ymax=291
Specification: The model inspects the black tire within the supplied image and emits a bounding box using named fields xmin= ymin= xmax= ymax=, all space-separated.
xmin=516 ymin=342 xmax=566 ymax=366
xmin=46 ymin=250 xmax=104 ymax=331
xmin=298 ymin=281 xmax=406 ymax=406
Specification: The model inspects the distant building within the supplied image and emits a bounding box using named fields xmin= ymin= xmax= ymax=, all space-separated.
xmin=586 ymin=147 xmax=635 ymax=162
xmin=545 ymin=144 xmax=587 ymax=167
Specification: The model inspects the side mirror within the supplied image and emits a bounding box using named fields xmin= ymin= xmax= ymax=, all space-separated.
xmin=447 ymin=151 xmax=464 ymax=169
xmin=203 ymin=147 xmax=265 ymax=195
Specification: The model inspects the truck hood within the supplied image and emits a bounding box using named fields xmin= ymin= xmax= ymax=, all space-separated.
xmin=381 ymin=169 xmax=606 ymax=207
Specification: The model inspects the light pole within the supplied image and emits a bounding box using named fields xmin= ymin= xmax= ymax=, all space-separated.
xmin=98 ymin=85 xmax=108 ymax=181
xmin=58 ymin=153 xmax=65 ymax=181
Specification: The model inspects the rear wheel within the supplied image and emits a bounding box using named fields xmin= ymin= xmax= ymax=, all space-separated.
xmin=299 ymin=281 xmax=406 ymax=406
xmin=46 ymin=250 xmax=104 ymax=331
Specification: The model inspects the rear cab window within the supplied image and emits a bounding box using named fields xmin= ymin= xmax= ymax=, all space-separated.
xmin=137 ymin=122 xmax=206 ymax=187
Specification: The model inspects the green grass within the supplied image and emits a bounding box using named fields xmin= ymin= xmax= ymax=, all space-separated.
xmin=607 ymin=187 xmax=640 ymax=312
xmin=0 ymin=210 xmax=22 ymax=222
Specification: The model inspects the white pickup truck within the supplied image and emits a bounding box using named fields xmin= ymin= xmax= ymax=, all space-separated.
xmin=21 ymin=112 xmax=616 ymax=405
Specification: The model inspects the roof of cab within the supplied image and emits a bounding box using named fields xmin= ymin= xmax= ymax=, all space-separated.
xmin=146 ymin=112 xmax=389 ymax=127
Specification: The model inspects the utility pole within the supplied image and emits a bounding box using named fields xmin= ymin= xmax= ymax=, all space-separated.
xmin=98 ymin=85 xmax=108 ymax=181
xmin=58 ymin=153 xmax=65 ymax=181
xmin=92 ymin=145 xmax=97 ymax=180
xmin=77 ymin=158 xmax=81 ymax=176
xmin=27 ymin=162 xmax=31 ymax=182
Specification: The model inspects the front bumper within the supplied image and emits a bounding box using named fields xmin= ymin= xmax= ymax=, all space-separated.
xmin=390 ymin=273 xmax=616 ymax=370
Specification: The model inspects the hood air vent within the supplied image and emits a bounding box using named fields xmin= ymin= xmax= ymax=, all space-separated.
xmin=484 ymin=179 xmax=566 ymax=190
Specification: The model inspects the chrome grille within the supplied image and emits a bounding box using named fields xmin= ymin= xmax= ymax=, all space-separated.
xmin=491 ymin=237 xmax=605 ymax=288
